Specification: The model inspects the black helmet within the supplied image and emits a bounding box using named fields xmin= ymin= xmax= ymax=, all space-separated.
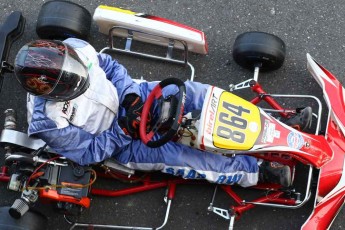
xmin=14 ymin=40 xmax=90 ymax=101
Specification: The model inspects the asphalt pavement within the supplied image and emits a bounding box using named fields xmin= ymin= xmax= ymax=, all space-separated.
xmin=0 ymin=0 xmax=344 ymax=229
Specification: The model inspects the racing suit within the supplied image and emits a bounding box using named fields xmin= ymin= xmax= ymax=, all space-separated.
xmin=27 ymin=38 xmax=258 ymax=187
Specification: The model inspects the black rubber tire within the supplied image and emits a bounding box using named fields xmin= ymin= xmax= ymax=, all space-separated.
xmin=36 ymin=0 xmax=92 ymax=40
xmin=233 ymin=31 xmax=286 ymax=71
xmin=0 ymin=206 xmax=47 ymax=230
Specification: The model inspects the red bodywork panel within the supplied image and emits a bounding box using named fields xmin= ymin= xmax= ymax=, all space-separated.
xmin=319 ymin=119 xmax=345 ymax=197
xmin=302 ymin=189 xmax=345 ymax=230
xmin=302 ymin=55 xmax=345 ymax=229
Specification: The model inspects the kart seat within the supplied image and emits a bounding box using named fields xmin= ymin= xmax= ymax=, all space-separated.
xmin=0 ymin=129 xmax=56 ymax=153
xmin=0 ymin=129 xmax=136 ymax=175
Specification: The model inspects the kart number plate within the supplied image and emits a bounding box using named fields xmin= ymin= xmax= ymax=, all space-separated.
xmin=213 ymin=91 xmax=261 ymax=150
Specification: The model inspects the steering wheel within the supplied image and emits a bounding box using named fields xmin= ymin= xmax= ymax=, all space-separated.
xmin=140 ymin=78 xmax=186 ymax=148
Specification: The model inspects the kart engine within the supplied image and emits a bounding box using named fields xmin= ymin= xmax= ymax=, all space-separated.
xmin=3 ymin=109 xmax=92 ymax=218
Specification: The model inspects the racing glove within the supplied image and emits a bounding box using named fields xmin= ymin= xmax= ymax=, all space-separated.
xmin=119 ymin=93 xmax=151 ymax=139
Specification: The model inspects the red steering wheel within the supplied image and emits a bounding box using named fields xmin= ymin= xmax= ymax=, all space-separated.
xmin=140 ymin=78 xmax=186 ymax=148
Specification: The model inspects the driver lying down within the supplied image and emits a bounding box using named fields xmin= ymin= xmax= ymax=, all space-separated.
xmin=14 ymin=38 xmax=311 ymax=188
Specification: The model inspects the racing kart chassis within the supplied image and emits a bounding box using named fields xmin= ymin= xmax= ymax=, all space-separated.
xmin=0 ymin=20 xmax=317 ymax=228
xmin=0 ymin=3 xmax=344 ymax=230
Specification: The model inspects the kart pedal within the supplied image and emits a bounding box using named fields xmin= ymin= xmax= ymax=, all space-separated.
xmin=208 ymin=206 xmax=230 ymax=220
xmin=208 ymin=185 xmax=231 ymax=221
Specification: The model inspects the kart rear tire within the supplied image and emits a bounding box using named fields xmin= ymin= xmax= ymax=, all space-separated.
xmin=0 ymin=206 xmax=47 ymax=230
xmin=36 ymin=0 xmax=92 ymax=40
xmin=233 ymin=31 xmax=286 ymax=71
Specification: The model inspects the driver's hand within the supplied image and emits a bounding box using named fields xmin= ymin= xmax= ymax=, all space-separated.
xmin=119 ymin=94 xmax=151 ymax=139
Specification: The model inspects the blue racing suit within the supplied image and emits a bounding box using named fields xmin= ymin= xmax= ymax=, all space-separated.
xmin=27 ymin=38 xmax=258 ymax=187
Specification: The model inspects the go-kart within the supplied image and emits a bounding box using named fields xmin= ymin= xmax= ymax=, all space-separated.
xmin=0 ymin=1 xmax=344 ymax=230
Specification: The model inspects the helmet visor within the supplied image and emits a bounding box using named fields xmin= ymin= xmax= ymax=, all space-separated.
xmin=42 ymin=45 xmax=89 ymax=101
xmin=14 ymin=40 xmax=89 ymax=101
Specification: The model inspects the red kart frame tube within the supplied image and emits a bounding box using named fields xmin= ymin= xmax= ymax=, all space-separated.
xmin=250 ymin=81 xmax=289 ymax=118
xmin=0 ymin=166 xmax=9 ymax=182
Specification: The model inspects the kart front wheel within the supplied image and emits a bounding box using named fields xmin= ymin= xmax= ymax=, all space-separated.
xmin=0 ymin=206 xmax=47 ymax=230
xmin=36 ymin=0 xmax=92 ymax=40
xmin=233 ymin=31 xmax=286 ymax=71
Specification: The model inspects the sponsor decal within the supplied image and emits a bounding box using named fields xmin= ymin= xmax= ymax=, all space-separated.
xmin=62 ymin=101 xmax=78 ymax=121
xmin=177 ymin=92 xmax=187 ymax=124
xmin=215 ymin=174 xmax=242 ymax=184
xmin=165 ymin=167 xmax=242 ymax=185
xmin=62 ymin=101 xmax=70 ymax=114
xmin=287 ymin=131 xmax=304 ymax=149
xmin=69 ymin=104 xmax=78 ymax=122
xmin=165 ymin=168 xmax=206 ymax=179
xmin=261 ymin=119 xmax=280 ymax=143
xmin=206 ymin=93 xmax=218 ymax=135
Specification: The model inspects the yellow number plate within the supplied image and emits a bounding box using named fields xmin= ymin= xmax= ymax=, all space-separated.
xmin=213 ymin=92 xmax=261 ymax=150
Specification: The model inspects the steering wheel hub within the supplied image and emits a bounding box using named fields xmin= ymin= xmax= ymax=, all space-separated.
xmin=140 ymin=78 xmax=186 ymax=148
